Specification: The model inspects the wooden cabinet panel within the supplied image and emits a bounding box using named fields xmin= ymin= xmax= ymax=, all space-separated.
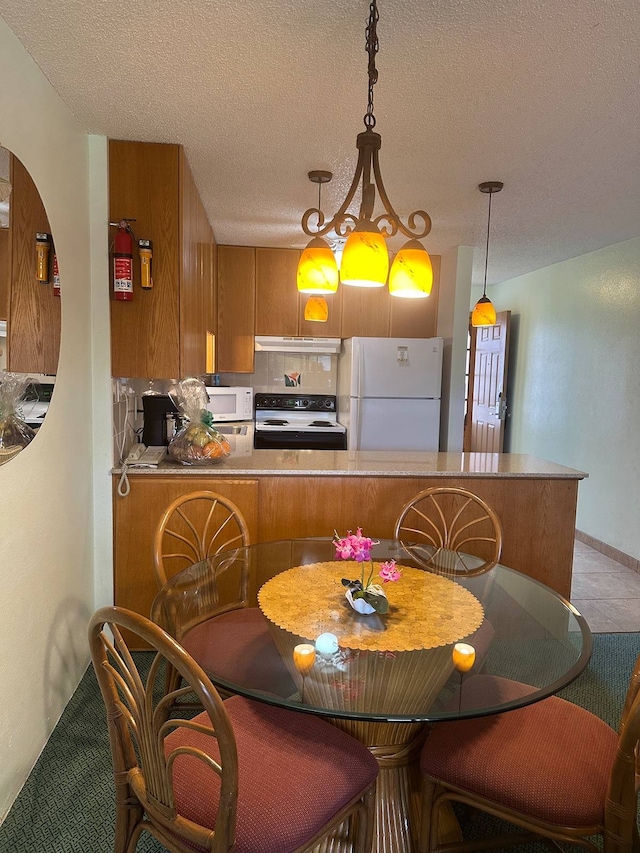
xmin=340 ymin=284 xmax=390 ymax=338
xmin=8 ymin=156 xmax=60 ymax=374
xmin=389 ymin=255 xmax=441 ymax=338
xmin=217 ymin=246 xmax=255 ymax=373
xmin=255 ymin=248 xmax=300 ymax=336
xmin=179 ymin=153 xmax=214 ymax=377
xmin=0 ymin=229 xmax=9 ymax=321
xmin=113 ymin=476 xmax=259 ymax=647
xmin=109 ymin=141 xmax=181 ymax=378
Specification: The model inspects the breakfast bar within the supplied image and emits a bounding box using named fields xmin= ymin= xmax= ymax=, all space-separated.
xmin=113 ymin=451 xmax=587 ymax=628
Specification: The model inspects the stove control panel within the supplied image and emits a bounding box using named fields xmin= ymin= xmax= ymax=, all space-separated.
xmin=255 ymin=393 xmax=336 ymax=412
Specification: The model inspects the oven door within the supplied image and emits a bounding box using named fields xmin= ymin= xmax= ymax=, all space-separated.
xmin=254 ymin=429 xmax=347 ymax=451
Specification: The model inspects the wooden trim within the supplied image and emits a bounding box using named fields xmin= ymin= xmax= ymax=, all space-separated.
xmin=575 ymin=529 xmax=640 ymax=574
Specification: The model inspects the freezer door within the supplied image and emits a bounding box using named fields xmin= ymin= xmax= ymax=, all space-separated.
xmin=355 ymin=337 xmax=443 ymax=399
xmin=353 ymin=398 xmax=441 ymax=451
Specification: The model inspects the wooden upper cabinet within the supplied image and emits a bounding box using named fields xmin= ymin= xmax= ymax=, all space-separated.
xmin=0 ymin=229 xmax=9 ymax=322
xmin=340 ymin=284 xmax=391 ymax=338
xmin=216 ymin=246 xmax=255 ymax=373
xmin=389 ymin=254 xmax=441 ymax=338
xmin=255 ymin=248 xmax=300 ymax=336
xmin=109 ymin=140 xmax=215 ymax=379
xmin=8 ymin=156 xmax=60 ymax=374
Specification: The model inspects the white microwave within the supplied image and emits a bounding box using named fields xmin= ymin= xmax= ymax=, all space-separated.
xmin=204 ymin=386 xmax=253 ymax=422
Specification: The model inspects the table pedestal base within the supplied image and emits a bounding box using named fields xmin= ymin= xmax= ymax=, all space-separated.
xmin=311 ymin=720 xmax=462 ymax=853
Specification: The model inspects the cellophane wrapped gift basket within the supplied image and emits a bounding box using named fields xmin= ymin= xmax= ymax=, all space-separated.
xmin=167 ymin=377 xmax=231 ymax=465
xmin=0 ymin=372 xmax=37 ymax=465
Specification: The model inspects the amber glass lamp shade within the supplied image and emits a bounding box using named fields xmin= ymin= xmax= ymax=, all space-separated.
xmin=304 ymin=296 xmax=328 ymax=322
xmin=297 ymin=237 xmax=339 ymax=294
xmin=340 ymin=222 xmax=389 ymax=288
xmin=471 ymin=295 xmax=497 ymax=327
xmin=388 ymin=239 xmax=433 ymax=298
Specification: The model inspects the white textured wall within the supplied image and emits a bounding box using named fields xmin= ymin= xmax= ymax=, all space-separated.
xmin=487 ymin=238 xmax=640 ymax=560
xmin=0 ymin=19 xmax=111 ymax=818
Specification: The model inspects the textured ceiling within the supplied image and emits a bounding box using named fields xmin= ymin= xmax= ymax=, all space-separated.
xmin=0 ymin=0 xmax=638 ymax=285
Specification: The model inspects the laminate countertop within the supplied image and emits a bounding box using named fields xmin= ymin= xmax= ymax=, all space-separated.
xmin=116 ymin=451 xmax=587 ymax=479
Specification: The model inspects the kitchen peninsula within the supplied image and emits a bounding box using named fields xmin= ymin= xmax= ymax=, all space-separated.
xmin=113 ymin=451 xmax=586 ymax=625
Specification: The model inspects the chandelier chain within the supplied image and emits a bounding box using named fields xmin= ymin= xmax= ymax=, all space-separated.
xmin=364 ymin=0 xmax=379 ymax=130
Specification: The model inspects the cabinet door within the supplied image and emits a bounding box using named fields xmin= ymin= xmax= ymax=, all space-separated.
xmin=340 ymin=284 xmax=391 ymax=338
xmin=179 ymin=151 xmax=214 ymax=377
xmin=113 ymin=475 xmax=259 ymax=648
xmin=8 ymin=156 xmax=61 ymax=374
xmin=255 ymin=248 xmax=300 ymax=336
xmin=389 ymin=254 xmax=441 ymax=338
xmin=109 ymin=141 xmax=181 ymax=379
xmin=217 ymin=246 xmax=255 ymax=373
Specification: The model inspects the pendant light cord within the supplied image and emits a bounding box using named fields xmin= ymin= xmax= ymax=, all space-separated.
xmin=483 ymin=189 xmax=493 ymax=298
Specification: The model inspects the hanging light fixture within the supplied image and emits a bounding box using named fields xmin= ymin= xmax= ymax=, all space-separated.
xmin=471 ymin=181 xmax=503 ymax=327
xmin=299 ymin=0 xmax=432 ymax=296
xmin=304 ymin=295 xmax=329 ymax=322
xmin=297 ymin=171 xmax=339 ymax=295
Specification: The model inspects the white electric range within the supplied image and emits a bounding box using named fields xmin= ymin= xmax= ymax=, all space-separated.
xmin=254 ymin=393 xmax=347 ymax=450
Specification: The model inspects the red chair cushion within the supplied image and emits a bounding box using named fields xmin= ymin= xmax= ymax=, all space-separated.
xmin=165 ymin=695 xmax=378 ymax=853
xmin=421 ymin=684 xmax=618 ymax=828
xmin=181 ymin=608 xmax=296 ymax=696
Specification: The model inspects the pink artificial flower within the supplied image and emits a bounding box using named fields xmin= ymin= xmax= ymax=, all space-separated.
xmin=379 ymin=560 xmax=402 ymax=583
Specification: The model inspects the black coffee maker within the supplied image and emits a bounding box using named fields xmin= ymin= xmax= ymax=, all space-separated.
xmin=142 ymin=394 xmax=178 ymax=446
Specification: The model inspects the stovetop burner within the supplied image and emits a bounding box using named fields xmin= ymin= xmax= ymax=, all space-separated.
xmin=309 ymin=420 xmax=335 ymax=427
xmin=263 ymin=419 xmax=289 ymax=426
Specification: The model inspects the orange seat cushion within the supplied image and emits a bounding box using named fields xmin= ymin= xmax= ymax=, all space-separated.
xmin=181 ymin=608 xmax=296 ymax=696
xmin=421 ymin=684 xmax=618 ymax=828
xmin=165 ymin=695 xmax=378 ymax=853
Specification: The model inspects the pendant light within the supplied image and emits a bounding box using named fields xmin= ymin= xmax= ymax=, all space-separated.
xmin=471 ymin=181 xmax=503 ymax=327
xmin=304 ymin=295 xmax=329 ymax=322
xmin=299 ymin=0 xmax=433 ymax=296
xmin=297 ymin=171 xmax=339 ymax=295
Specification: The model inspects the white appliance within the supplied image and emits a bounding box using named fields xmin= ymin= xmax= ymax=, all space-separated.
xmin=338 ymin=337 xmax=443 ymax=451
xmin=255 ymin=336 xmax=341 ymax=354
xmin=204 ymin=386 xmax=253 ymax=422
xmin=254 ymin=393 xmax=347 ymax=450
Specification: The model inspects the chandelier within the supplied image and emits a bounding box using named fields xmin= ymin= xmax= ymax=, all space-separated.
xmin=297 ymin=0 xmax=433 ymax=299
xmin=471 ymin=181 xmax=503 ymax=327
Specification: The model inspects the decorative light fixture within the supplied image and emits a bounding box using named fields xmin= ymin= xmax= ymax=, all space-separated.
xmin=303 ymin=295 xmax=329 ymax=322
xmin=299 ymin=0 xmax=433 ymax=297
xmin=297 ymin=171 xmax=339 ymax=295
xmin=471 ymin=181 xmax=503 ymax=327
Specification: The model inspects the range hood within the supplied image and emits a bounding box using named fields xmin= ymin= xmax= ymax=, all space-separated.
xmin=255 ymin=336 xmax=342 ymax=354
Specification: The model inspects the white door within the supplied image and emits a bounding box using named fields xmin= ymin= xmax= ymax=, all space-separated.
xmin=355 ymin=398 xmax=441 ymax=451
xmin=356 ymin=337 xmax=443 ymax=399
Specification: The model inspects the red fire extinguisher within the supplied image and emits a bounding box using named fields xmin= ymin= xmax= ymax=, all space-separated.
xmin=53 ymin=252 xmax=61 ymax=297
xmin=112 ymin=220 xmax=135 ymax=301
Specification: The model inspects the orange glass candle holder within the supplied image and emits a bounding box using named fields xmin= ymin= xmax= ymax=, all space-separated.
xmin=452 ymin=643 xmax=476 ymax=673
xmin=293 ymin=643 xmax=316 ymax=676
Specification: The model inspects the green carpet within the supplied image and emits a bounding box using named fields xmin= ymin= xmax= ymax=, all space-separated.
xmin=0 ymin=633 xmax=637 ymax=853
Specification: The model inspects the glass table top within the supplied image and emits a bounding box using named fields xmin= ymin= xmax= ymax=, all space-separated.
xmin=151 ymin=537 xmax=592 ymax=722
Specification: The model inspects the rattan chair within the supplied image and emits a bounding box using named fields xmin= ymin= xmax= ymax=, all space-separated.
xmin=394 ymin=487 xmax=503 ymax=577
xmin=153 ymin=490 xmax=250 ymax=588
xmin=418 ymin=659 xmax=640 ymax=853
xmin=90 ymin=606 xmax=378 ymax=853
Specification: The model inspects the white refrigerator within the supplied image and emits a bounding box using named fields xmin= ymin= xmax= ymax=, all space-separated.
xmin=338 ymin=337 xmax=443 ymax=451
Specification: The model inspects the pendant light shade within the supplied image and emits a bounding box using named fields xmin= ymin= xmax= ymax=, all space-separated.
xmin=471 ymin=295 xmax=497 ymax=327
xmin=340 ymin=222 xmax=388 ymax=288
xmin=471 ymin=181 xmax=503 ymax=328
xmin=388 ymin=239 xmax=433 ymax=298
xmin=297 ymin=237 xmax=339 ymax=294
xmin=304 ymin=295 xmax=329 ymax=322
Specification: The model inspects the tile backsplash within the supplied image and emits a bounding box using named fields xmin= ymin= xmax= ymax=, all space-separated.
xmin=220 ymin=352 xmax=337 ymax=394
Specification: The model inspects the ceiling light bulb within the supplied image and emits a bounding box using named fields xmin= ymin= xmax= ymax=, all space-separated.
xmin=297 ymin=237 xmax=339 ymax=294
xmin=303 ymin=296 xmax=329 ymax=322
xmin=340 ymin=222 xmax=389 ymax=288
xmin=388 ymin=239 xmax=433 ymax=298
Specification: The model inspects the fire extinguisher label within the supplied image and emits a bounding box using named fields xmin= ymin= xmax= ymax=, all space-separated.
xmin=114 ymin=257 xmax=133 ymax=292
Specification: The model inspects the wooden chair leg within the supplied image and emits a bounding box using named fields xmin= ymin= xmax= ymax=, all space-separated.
xmin=418 ymin=777 xmax=438 ymax=852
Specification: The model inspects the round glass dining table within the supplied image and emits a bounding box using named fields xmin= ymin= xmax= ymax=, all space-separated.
xmin=151 ymin=537 xmax=592 ymax=853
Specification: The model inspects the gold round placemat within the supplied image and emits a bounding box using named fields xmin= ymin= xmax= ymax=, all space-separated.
xmin=257 ymin=561 xmax=484 ymax=652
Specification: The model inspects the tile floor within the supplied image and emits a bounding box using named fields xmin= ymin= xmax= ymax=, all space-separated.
xmin=571 ymin=539 xmax=640 ymax=632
